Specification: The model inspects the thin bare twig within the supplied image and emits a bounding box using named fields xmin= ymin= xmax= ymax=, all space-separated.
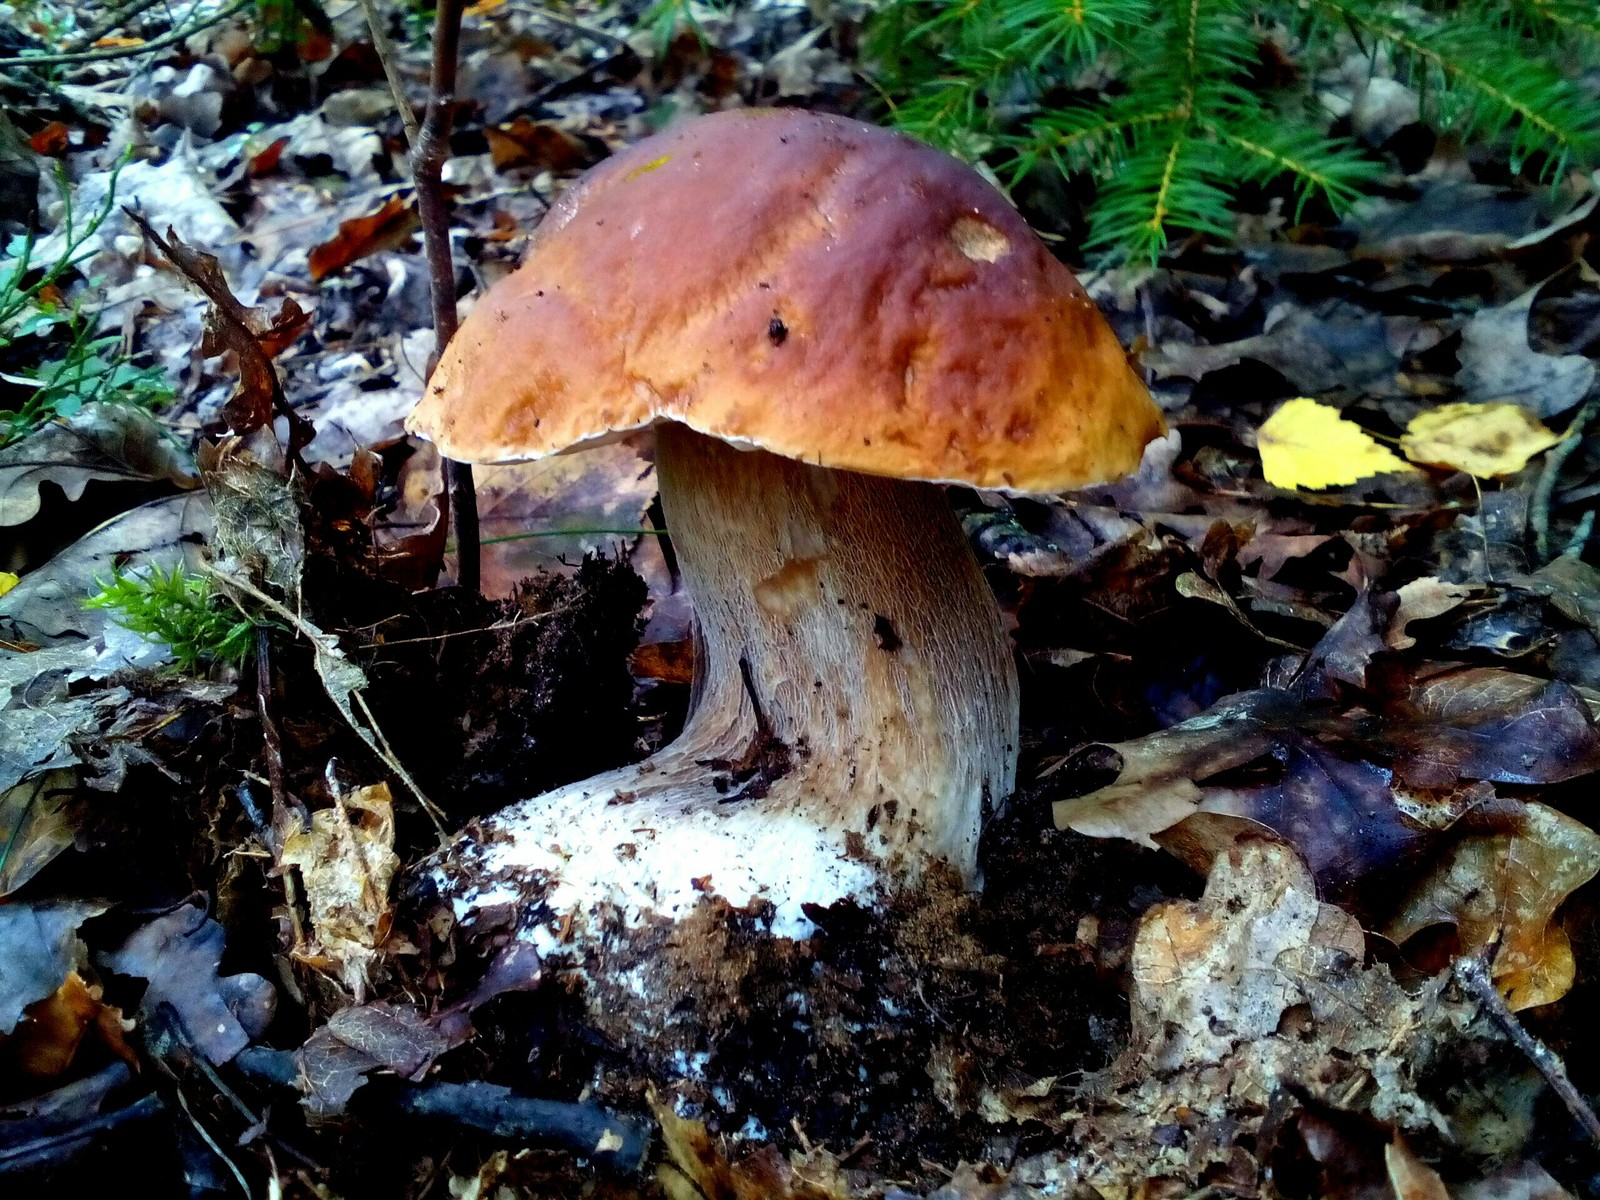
xmin=1454 ymin=954 xmax=1600 ymax=1147
xmin=1532 ymin=392 xmax=1598 ymax=563
xmin=414 ymin=0 xmax=481 ymax=595
xmin=354 ymin=0 xmax=422 ymax=148
xmin=0 ymin=0 xmax=252 ymax=67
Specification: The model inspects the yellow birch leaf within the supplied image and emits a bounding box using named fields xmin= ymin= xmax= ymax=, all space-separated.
xmin=1257 ymin=398 xmax=1414 ymax=490
xmin=0 ymin=572 xmax=16 ymax=598
xmin=1400 ymin=402 xmax=1561 ymax=477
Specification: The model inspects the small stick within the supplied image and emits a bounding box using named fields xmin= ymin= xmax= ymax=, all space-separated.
xmin=414 ymin=0 xmax=481 ymax=594
xmin=1454 ymin=955 xmax=1600 ymax=1146
xmin=0 ymin=0 xmax=252 ymax=67
xmin=354 ymin=0 xmax=422 ymax=149
xmin=1532 ymin=393 xmax=1598 ymax=563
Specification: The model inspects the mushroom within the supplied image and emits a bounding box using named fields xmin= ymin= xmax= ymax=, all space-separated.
xmin=407 ymin=110 xmax=1163 ymax=945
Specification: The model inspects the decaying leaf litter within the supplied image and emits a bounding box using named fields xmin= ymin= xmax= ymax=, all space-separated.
xmin=4 ymin=0 xmax=1600 ymax=1197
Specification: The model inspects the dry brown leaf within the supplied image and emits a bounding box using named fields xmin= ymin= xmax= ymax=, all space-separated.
xmin=1387 ymin=578 xmax=1474 ymax=649
xmin=1384 ymin=1138 xmax=1449 ymax=1200
xmin=484 ymin=116 xmax=593 ymax=172
xmin=1386 ymin=800 xmax=1600 ymax=1009
xmin=128 ymin=215 xmax=311 ymax=449
xmin=28 ymin=121 xmax=70 ymax=156
xmin=278 ymin=782 xmax=401 ymax=997
xmin=7 ymin=971 xmax=132 ymax=1078
xmin=1066 ymin=837 xmax=1471 ymax=1194
xmin=650 ymin=1089 xmax=849 ymax=1200
xmin=0 ymin=770 xmax=80 ymax=898
xmin=308 ymin=195 xmax=421 ymax=281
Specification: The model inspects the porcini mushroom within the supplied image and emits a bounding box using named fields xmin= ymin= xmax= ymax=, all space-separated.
xmin=408 ymin=110 xmax=1163 ymax=943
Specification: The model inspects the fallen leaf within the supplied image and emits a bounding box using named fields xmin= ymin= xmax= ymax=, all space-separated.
xmin=248 ymin=135 xmax=290 ymax=177
xmin=1386 ymin=800 xmax=1600 ymax=1009
xmin=7 ymin=971 xmax=132 ymax=1078
xmin=100 ymin=899 xmax=276 ymax=1064
xmin=0 ymin=769 xmax=79 ymax=897
xmin=1387 ymin=578 xmax=1474 ymax=650
xmin=0 ymin=491 xmax=213 ymax=640
xmin=0 ymin=572 xmax=15 ymax=597
xmin=650 ymin=1089 xmax=849 ymax=1200
xmin=278 ymin=782 xmax=400 ymax=997
xmin=128 ymin=215 xmax=311 ymax=449
xmin=1457 ymin=284 xmax=1595 ymax=418
xmin=484 ymin=117 xmax=594 ymax=172
xmin=1400 ymin=403 xmax=1561 ymax=477
xmin=296 ymin=1001 xmax=465 ymax=1116
xmin=1456 ymin=1162 xmax=1575 ymax=1199
xmin=308 ymin=195 xmax=421 ymax=282
xmin=1067 ymin=837 xmax=1472 ymax=1192
xmin=0 ymin=900 xmax=108 ymax=1036
xmin=28 ymin=121 xmax=69 ymax=156
xmin=0 ymin=402 xmax=200 ymax=528
xmin=1380 ymin=666 xmax=1600 ymax=787
xmin=1257 ymin=398 xmax=1414 ymax=490
xmin=1385 ymin=1137 xmax=1449 ymax=1200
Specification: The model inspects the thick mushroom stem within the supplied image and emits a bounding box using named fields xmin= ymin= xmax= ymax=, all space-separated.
xmin=437 ymin=426 xmax=1018 ymax=939
xmin=657 ymin=424 xmax=1017 ymax=875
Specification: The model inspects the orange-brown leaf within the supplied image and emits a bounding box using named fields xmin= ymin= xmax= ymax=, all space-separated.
xmin=308 ymin=196 xmax=421 ymax=281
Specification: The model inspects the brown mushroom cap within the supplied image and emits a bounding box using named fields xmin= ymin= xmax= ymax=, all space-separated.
xmin=406 ymin=108 xmax=1164 ymax=493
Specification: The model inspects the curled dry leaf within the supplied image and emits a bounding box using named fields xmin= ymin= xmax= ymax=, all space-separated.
xmin=650 ymin=1089 xmax=850 ymax=1200
xmin=1385 ymin=1137 xmax=1449 ymax=1200
xmin=1257 ymin=398 xmax=1414 ymax=490
xmin=1386 ymin=801 xmax=1600 ymax=1010
xmin=1387 ymin=578 xmax=1474 ymax=650
xmin=484 ymin=116 xmax=595 ymax=172
xmin=308 ymin=194 xmax=421 ymax=282
xmin=127 ymin=214 xmax=311 ymax=451
xmin=1068 ymin=838 xmax=1473 ymax=1193
xmin=1400 ymin=403 xmax=1561 ymax=477
xmin=277 ymin=782 xmax=401 ymax=997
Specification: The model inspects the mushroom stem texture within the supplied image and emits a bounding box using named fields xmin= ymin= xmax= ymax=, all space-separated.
xmin=658 ymin=424 xmax=1018 ymax=877
xmin=440 ymin=426 xmax=1018 ymax=939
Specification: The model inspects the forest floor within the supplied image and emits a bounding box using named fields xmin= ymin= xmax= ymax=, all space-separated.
xmin=4 ymin=2 xmax=1600 ymax=1198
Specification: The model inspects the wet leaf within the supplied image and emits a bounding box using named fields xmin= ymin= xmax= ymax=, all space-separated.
xmin=1386 ymin=801 xmax=1600 ymax=1009
xmin=1257 ymin=398 xmax=1414 ymax=490
xmin=1400 ymin=403 xmax=1561 ymax=477
xmin=278 ymin=782 xmax=400 ymax=998
xmin=307 ymin=195 xmax=421 ymax=282
xmin=101 ymin=899 xmax=276 ymax=1064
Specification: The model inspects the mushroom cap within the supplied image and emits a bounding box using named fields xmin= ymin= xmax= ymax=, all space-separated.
xmin=406 ymin=109 xmax=1164 ymax=493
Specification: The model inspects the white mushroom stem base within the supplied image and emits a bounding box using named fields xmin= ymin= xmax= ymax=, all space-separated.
xmin=435 ymin=425 xmax=1019 ymax=947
